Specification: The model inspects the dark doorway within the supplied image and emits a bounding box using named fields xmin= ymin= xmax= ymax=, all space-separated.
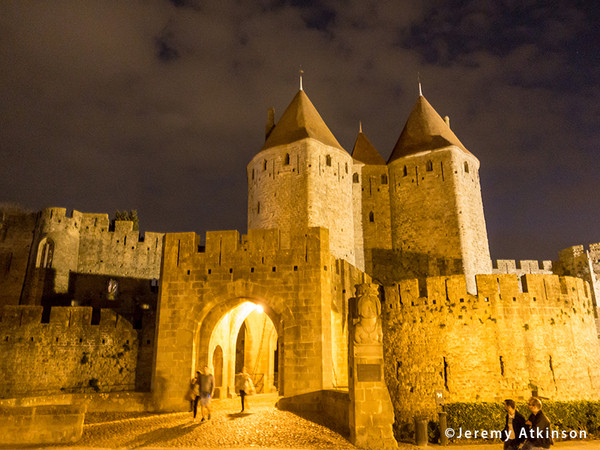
xmin=273 ymin=337 xmax=280 ymax=389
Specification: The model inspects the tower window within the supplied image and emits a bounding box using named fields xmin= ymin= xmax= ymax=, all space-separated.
xmin=381 ymin=174 xmax=388 ymax=184
xmin=36 ymin=238 xmax=55 ymax=268
xmin=426 ymin=160 xmax=433 ymax=171
xmin=353 ymin=173 xmax=359 ymax=183
xmin=284 ymin=153 xmax=290 ymax=165
xmin=345 ymin=162 xmax=348 ymax=174
xmin=403 ymin=165 xmax=408 ymax=177
xmin=326 ymin=155 xmax=332 ymax=166
xmin=369 ymin=212 xmax=374 ymax=222
xmin=252 ymin=169 xmax=254 ymax=180
xmin=464 ymin=162 xmax=469 ymax=173
xmin=263 ymin=160 xmax=267 ymax=171
xmin=257 ymin=202 xmax=260 ymax=214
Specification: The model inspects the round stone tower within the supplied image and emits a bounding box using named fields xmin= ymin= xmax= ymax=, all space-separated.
xmin=247 ymin=88 xmax=355 ymax=265
xmin=387 ymin=94 xmax=491 ymax=292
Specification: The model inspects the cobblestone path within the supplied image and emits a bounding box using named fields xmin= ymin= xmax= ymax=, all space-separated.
xmin=51 ymin=393 xmax=373 ymax=449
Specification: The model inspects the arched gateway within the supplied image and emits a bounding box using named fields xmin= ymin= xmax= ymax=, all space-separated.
xmin=151 ymin=228 xmax=366 ymax=411
xmin=195 ymin=299 xmax=279 ymax=398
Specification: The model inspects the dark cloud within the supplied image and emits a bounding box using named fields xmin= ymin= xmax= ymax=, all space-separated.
xmin=1 ymin=0 xmax=598 ymax=261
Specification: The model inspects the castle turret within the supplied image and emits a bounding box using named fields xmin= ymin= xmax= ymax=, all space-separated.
xmin=247 ymin=89 xmax=355 ymax=264
xmin=387 ymin=95 xmax=491 ymax=292
xmin=21 ymin=208 xmax=82 ymax=304
xmin=351 ymin=125 xmax=391 ymax=274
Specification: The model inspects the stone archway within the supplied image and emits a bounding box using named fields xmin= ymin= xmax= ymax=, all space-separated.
xmin=151 ymin=277 xmax=298 ymax=411
xmin=198 ymin=300 xmax=279 ymax=399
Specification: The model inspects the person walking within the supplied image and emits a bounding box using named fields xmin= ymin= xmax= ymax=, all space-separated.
xmin=522 ymin=397 xmax=553 ymax=450
xmin=503 ymin=399 xmax=526 ymax=450
xmin=198 ymin=365 xmax=214 ymax=422
xmin=191 ymin=371 xmax=201 ymax=421
xmin=235 ymin=367 xmax=254 ymax=412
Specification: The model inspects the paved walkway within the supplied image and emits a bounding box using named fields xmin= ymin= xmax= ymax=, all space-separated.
xmin=45 ymin=394 xmax=598 ymax=449
xmin=51 ymin=393 xmax=359 ymax=449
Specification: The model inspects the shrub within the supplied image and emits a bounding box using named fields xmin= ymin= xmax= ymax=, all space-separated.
xmin=443 ymin=400 xmax=600 ymax=443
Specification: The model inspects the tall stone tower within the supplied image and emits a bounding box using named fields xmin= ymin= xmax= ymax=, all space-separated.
xmin=351 ymin=126 xmax=391 ymax=275
xmin=247 ymin=89 xmax=355 ymax=265
xmin=20 ymin=208 xmax=81 ymax=304
xmin=387 ymin=94 xmax=491 ymax=292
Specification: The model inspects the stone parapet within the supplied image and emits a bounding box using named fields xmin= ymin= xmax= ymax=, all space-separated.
xmin=493 ymin=259 xmax=553 ymax=274
xmin=0 ymin=306 xmax=139 ymax=398
xmin=0 ymin=404 xmax=85 ymax=445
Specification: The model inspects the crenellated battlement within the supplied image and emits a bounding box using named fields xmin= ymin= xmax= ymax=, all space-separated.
xmin=39 ymin=208 xmax=160 ymax=245
xmin=385 ymin=273 xmax=593 ymax=313
xmin=79 ymin=213 xmax=111 ymax=233
xmin=38 ymin=207 xmax=82 ymax=234
xmin=0 ymin=305 xmax=134 ymax=331
xmin=492 ymin=259 xmax=553 ymax=274
xmin=163 ymin=227 xmax=330 ymax=274
xmin=559 ymin=245 xmax=587 ymax=259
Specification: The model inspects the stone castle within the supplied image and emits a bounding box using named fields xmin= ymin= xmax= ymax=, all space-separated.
xmin=2 ymin=86 xmax=600 ymax=437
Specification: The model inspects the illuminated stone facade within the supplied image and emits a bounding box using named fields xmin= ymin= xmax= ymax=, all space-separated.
xmin=1 ymin=87 xmax=599 ymax=441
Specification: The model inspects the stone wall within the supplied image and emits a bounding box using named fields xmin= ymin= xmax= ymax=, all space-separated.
xmin=78 ymin=216 xmax=163 ymax=279
xmin=247 ymin=138 xmax=356 ymax=265
xmin=493 ymin=259 xmax=553 ymax=275
xmin=382 ymin=274 xmax=600 ymax=426
xmin=388 ymin=147 xmax=491 ymax=293
xmin=351 ymin=162 xmax=365 ymax=272
xmin=152 ymin=227 xmax=366 ymax=411
xmin=368 ymin=248 xmax=463 ymax=286
xmin=0 ymin=405 xmax=85 ymax=445
xmin=556 ymin=244 xmax=600 ymax=303
xmin=357 ymin=163 xmax=392 ymax=278
xmin=330 ymin=258 xmax=366 ymax=388
xmin=0 ymin=305 xmax=139 ymax=398
xmin=26 ymin=207 xmax=81 ymax=297
xmin=16 ymin=207 xmax=162 ymax=306
xmin=0 ymin=209 xmax=37 ymax=306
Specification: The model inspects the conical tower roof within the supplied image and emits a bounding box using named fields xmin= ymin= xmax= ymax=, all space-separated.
xmin=388 ymin=95 xmax=471 ymax=163
xmin=351 ymin=129 xmax=386 ymax=165
xmin=262 ymin=90 xmax=343 ymax=151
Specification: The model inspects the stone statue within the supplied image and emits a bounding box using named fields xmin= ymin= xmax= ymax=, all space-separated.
xmin=354 ymin=284 xmax=383 ymax=344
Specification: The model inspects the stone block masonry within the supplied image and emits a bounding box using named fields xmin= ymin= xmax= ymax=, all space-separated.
xmin=0 ymin=405 xmax=85 ymax=445
xmin=248 ymin=138 xmax=356 ymax=266
xmin=0 ymin=209 xmax=37 ymax=307
xmin=388 ymin=147 xmax=492 ymax=293
xmin=19 ymin=207 xmax=163 ymax=305
xmin=0 ymin=305 xmax=139 ymax=398
xmin=383 ymin=273 xmax=600 ymax=426
xmin=152 ymin=227 xmax=366 ymax=411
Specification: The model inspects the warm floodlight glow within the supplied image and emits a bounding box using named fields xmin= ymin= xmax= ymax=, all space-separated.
xmin=255 ymin=304 xmax=264 ymax=313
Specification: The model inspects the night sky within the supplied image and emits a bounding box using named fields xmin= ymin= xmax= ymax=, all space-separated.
xmin=1 ymin=0 xmax=599 ymax=261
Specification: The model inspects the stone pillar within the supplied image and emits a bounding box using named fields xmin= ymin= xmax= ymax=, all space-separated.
xmin=348 ymin=283 xmax=397 ymax=449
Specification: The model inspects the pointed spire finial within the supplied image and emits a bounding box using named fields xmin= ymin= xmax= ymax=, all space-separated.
xmin=418 ymin=72 xmax=423 ymax=96
xmin=359 ymin=120 xmax=362 ymax=133
xmin=299 ymin=67 xmax=304 ymax=91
